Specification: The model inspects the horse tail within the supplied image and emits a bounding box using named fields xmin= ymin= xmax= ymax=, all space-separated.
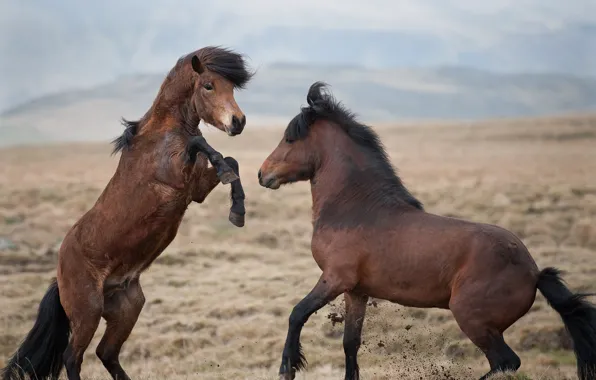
xmin=1 ymin=279 xmax=71 ymax=380
xmin=537 ymin=267 xmax=596 ymax=380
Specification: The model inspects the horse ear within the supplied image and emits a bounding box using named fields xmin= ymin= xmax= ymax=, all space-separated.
xmin=191 ymin=55 xmax=204 ymax=74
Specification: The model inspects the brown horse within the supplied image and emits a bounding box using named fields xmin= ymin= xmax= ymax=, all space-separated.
xmin=258 ymin=82 xmax=596 ymax=380
xmin=1 ymin=46 xmax=253 ymax=380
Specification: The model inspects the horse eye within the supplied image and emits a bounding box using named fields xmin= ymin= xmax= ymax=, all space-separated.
xmin=203 ymin=83 xmax=214 ymax=91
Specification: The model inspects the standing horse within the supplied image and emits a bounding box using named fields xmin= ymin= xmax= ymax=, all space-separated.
xmin=1 ymin=46 xmax=254 ymax=380
xmin=258 ymin=82 xmax=596 ymax=380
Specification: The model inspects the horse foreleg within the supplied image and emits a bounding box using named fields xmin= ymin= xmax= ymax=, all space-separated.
xmin=193 ymin=157 xmax=245 ymax=227
xmin=186 ymin=135 xmax=238 ymax=184
xmin=223 ymin=157 xmax=245 ymax=227
xmin=343 ymin=292 xmax=368 ymax=380
xmin=96 ymin=279 xmax=145 ymax=380
xmin=279 ymin=272 xmax=351 ymax=380
xmin=192 ymin=165 xmax=219 ymax=204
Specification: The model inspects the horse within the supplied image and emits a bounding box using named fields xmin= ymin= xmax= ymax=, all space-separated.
xmin=257 ymin=82 xmax=596 ymax=380
xmin=1 ymin=46 xmax=254 ymax=380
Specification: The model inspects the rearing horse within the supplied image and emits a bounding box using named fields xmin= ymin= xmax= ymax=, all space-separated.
xmin=1 ymin=46 xmax=253 ymax=380
xmin=258 ymin=82 xmax=596 ymax=380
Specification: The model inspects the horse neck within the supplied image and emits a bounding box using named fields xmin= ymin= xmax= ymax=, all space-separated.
xmin=309 ymin=132 xmax=369 ymax=221
xmin=141 ymin=71 xmax=200 ymax=136
xmin=309 ymin=130 xmax=415 ymax=224
xmin=310 ymin=164 xmax=345 ymax=224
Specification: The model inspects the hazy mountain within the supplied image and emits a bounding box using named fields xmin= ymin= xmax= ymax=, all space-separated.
xmin=1 ymin=64 xmax=596 ymax=147
xmin=1 ymin=0 xmax=594 ymax=112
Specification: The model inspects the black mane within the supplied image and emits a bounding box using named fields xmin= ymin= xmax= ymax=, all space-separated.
xmin=111 ymin=118 xmax=139 ymax=155
xmin=285 ymin=82 xmax=423 ymax=211
xmin=195 ymin=46 xmax=254 ymax=89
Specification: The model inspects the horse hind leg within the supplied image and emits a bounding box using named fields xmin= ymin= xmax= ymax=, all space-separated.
xmin=449 ymin=282 xmax=532 ymax=379
xmin=478 ymin=333 xmax=520 ymax=379
xmin=60 ymin=273 xmax=104 ymax=380
xmin=452 ymin=310 xmax=521 ymax=379
xmin=96 ymin=278 xmax=145 ymax=380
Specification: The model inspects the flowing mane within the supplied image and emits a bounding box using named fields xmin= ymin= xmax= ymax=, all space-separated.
xmin=190 ymin=46 xmax=254 ymax=89
xmin=285 ymin=82 xmax=423 ymax=210
xmin=111 ymin=46 xmax=254 ymax=154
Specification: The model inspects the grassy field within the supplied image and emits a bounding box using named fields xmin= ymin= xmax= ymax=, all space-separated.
xmin=0 ymin=114 xmax=595 ymax=379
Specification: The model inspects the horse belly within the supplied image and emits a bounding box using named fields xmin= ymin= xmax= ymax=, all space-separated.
xmin=359 ymin=257 xmax=453 ymax=309
xmin=105 ymin=236 xmax=175 ymax=289
xmin=136 ymin=218 xmax=182 ymax=268
xmin=312 ymin=226 xmax=453 ymax=308
xmin=361 ymin=280 xmax=451 ymax=309
xmin=106 ymin=212 xmax=184 ymax=288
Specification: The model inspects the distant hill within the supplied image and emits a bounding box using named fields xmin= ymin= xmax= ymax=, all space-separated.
xmin=1 ymin=64 xmax=596 ymax=147
xmin=3 ymin=0 xmax=595 ymax=112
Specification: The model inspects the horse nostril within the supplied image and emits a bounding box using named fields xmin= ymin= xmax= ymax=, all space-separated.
xmin=231 ymin=115 xmax=245 ymax=134
xmin=257 ymin=169 xmax=262 ymax=180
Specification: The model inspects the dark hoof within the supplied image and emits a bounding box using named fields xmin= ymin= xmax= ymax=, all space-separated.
xmin=279 ymin=370 xmax=296 ymax=380
xmin=219 ymin=170 xmax=239 ymax=184
xmin=229 ymin=211 xmax=245 ymax=227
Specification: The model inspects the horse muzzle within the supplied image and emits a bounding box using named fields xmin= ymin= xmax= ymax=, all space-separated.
xmin=258 ymin=169 xmax=280 ymax=189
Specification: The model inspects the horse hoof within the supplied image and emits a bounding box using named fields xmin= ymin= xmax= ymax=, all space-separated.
xmin=279 ymin=368 xmax=296 ymax=380
xmin=229 ymin=211 xmax=245 ymax=227
xmin=219 ymin=170 xmax=239 ymax=184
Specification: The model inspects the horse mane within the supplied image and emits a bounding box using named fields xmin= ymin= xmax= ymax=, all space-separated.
xmin=193 ymin=46 xmax=254 ymax=90
xmin=285 ymin=82 xmax=423 ymax=210
xmin=111 ymin=119 xmax=139 ymax=155
xmin=111 ymin=46 xmax=254 ymax=155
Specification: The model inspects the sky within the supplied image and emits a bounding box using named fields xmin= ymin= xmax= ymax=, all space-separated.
xmin=0 ymin=0 xmax=594 ymax=111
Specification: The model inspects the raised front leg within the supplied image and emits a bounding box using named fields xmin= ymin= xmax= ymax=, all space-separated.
xmin=186 ymin=135 xmax=238 ymax=184
xmin=223 ymin=157 xmax=246 ymax=227
xmin=279 ymin=272 xmax=350 ymax=380
xmin=193 ymin=156 xmax=246 ymax=228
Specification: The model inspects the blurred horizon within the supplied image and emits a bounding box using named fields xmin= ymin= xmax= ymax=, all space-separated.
xmin=0 ymin=0 xmax=595 ymax=146
xmin=1 ymin=0 xmax=595 ymax=110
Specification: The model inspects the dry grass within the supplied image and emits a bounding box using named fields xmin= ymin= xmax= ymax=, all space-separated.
xmin=0 ymin=114 xmax=595 ymax=379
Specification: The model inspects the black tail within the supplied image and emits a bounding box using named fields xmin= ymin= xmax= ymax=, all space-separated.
xmin=1 ymin=279 xmax=71 ymax=380
xmin=537 ymin=267 xmax=596 ymax=380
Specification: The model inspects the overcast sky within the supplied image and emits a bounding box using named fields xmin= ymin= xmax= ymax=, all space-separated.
xmin=0 ymin=0 xmax=594 ymax=111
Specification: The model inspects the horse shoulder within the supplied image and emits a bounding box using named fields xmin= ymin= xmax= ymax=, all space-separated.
xmin=152 ymin=135 xmax=197 ymax=191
